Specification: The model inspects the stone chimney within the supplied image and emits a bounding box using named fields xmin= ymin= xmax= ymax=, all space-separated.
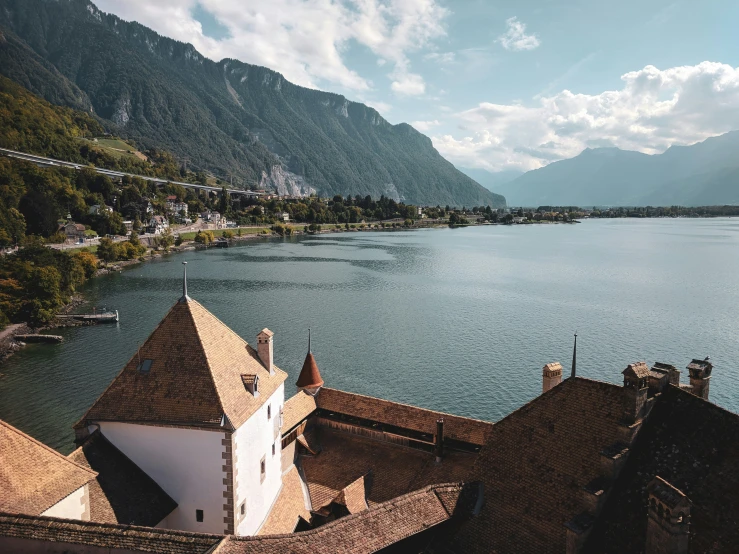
xmin=542 ymin=362 xmax=563 ymax=393
xmin=646 ymin=476 xmax=691 ymax=554
xmin=687 ymin=358 xmax=712 ymax=400
xmin=622 ymin=362 xmax=649 ymax=424
xmin=257 ymin=328 xmax=274 ymax=375
xmin=434 ymin=419 xmax=444 ymax=463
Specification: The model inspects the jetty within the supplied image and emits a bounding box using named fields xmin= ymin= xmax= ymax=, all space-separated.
xmin=57 ymin=310 xmax=119 ymax=324
xmin=14 ymin=334 xmax=63 ymax=343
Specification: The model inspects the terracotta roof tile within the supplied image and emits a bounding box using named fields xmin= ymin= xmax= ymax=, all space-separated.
xmin=316 ymin=388 xmax=492 ymax=445
xmin=0 ymin=419 xmax=96 ymax=515
xmin=0 ymin=512 xmax=222 ymax=554
xmin=334 ymin=475 xmax=369 ymax=514
xmin=623 ymin=361 xmax=650 ymax=379
xmin=214 ymin=483 xmax=474 ymax=554
xmin=296 ymin=352 xmax=323 ymax=389
xmin=68 ymin=432 xmax=177 ymax=526
xmin=282 ymin=391 xmax=317 ymax=432
xmin=77 ymin=298 xmax=287 ymax=430
xmin=257 ymin=466 xmax=311 ymax=536
xmin=301 ymin=427 xmax=477 ymax=508
xmin=451 ymin=377 xmax=624 ymax=554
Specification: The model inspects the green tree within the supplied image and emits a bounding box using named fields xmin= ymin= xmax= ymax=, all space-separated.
xmin=97 ymin=237 xmax=118 ymax=264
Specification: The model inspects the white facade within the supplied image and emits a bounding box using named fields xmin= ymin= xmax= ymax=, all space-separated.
xmin=96 ymin=422 xmax=226 ymax=534
xmin=234 ymin=384 xmax=285 ymax=536
xmin=42 ymin=485 xmax=87 ymax=520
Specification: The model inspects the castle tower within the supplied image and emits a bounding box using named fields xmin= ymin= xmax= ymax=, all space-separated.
xmin=687 ymin=358 xmax=712 ymax=400
xmin=74 ymin=267 xmax=288 ymax=536
xmin=542 ymin=362 xmax=563 ymax=393
xmin=646 ymin=476 xmax=691 ymax=554
xmin=296 ymin=329 xmax=324 ymax=396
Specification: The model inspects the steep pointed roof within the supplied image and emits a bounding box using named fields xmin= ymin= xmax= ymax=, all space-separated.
xmin=0 ymin=419 xmax=97 ymax=515
xmin=77 ymin=298 xmax=287 ymax=431
xmin=296 ymin=352 xmax=324 ymax=389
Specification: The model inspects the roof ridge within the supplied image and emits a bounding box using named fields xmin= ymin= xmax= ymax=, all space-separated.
xmin=229 ymin=482 xmax=463 ymax=542
xmin=0 ymin=420 xmax=96 ymax=479
xmin=74 ymin=300 xmax=183 ymax=429
xmin=487 ymin=377 xmax=621 ymax=430
xmin=320 ymin=387 xmax=493 ymax=426
xmin=0 ymin=512 xmax=224 ymax=539
xmin=182 ymin=300 xmax=228 ymax=423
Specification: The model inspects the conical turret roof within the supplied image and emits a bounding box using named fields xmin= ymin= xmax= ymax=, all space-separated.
xmin=296 ymin=352 xmax=324 ymax=389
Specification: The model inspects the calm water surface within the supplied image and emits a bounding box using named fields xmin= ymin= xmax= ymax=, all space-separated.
xmin=2 ymin=218 xmax=738 ymax=453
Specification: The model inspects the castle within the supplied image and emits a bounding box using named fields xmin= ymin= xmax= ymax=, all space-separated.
xmin=2 ymin=269 xmax=738 ymax=553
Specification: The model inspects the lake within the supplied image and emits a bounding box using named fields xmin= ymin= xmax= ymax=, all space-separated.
xmin=2 ymin=218 xmax=738 ymax=453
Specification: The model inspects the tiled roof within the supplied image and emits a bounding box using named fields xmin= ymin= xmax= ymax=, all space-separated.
xmin=333 ymin=474 xmax=369 ymax=514
xmin=316 ymin=388 xmax=492 ymax=445
xmin=295 ymin=352 xmax=324 ymax=389
xmin=0 ymin=513 xmax=223 ymax=554
xmin=585 ymin=385 xmax=739 ymax=553
xmin=451 ymin=377 xmax=624 ymax=554
xmin=68 ymin=431 xmax=177 ymax=526
xmin=623 ymin=361 xmax=650 ymax=379
xmin=76 ymin=298 xmax=287 ymax=430
xmin=301 ymin=427 xmax=477 ymax=509
xmin=214 ymin=483 xmax=477 ymax=554
xmin=282 ymin=391 xmax=317 ymax=432
xmin=257 ymin=466 xmax=311 ymax=536
xmin=0 ymin=419 xmax=96 ymax=515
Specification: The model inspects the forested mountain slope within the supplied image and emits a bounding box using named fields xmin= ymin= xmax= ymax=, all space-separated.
xmin=0 ymin=0 xmax=504 ymax=207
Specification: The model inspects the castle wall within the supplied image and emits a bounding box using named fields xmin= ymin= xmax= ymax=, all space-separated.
xmin=41 ymin=485 xmax=87 ymax=521
xmin=96 ymin=422 xmax=226 ymax=535
xmin=234 ymin=384 xmax=285 ymax=536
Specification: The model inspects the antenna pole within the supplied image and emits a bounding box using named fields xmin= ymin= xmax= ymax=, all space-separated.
xmin=571 ymin=332 xmax=577 ymax=378
xmin=308 ymin=328 xmax=311 ymax=353
xmin=180 ymin=261 xmax=189 ymax=302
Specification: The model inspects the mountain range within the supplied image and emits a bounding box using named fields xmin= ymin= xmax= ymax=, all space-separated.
xmin=0 ymin=0 xmax=505 ymax=208
xmin=496 ymin=132 xmax=739 ymax=207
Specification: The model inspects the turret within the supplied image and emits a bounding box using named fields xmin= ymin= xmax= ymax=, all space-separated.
xmin=296 ymin=329 xmax=324 ymax=396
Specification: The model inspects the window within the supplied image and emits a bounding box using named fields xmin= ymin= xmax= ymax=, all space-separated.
xmin=267 ymin=404 xmax=271 ymax=420
xmin=196 ymin=509 xmax=203 ymax=522
xmin=137 ymin=359 xmax=152 ymax=374
xmin=260 ymin=455 xmax=266 ymax=483
xmin=272 ymin=443 xmax=276 ymax=456
xmin=240 ymin=502 xmax=246 ymax=516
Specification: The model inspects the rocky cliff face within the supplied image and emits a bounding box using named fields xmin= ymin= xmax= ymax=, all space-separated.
xmin=0 ymin=0 xmax=505 ymax=208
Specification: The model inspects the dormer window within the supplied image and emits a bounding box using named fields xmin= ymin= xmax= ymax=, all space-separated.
xmin=137 ymin=359 xmax=152 ymax=374
xmin=241 ymin=374 xmax=259 ymax=396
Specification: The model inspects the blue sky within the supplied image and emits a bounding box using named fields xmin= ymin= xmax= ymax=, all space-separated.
xmin=95 ymin=0 xmax=739 ymax=172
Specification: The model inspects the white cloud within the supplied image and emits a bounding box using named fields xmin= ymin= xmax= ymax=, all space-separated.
xmin=425 ymin=51 xmax=455 ymax=64
xmin=432 ymin=62 xmax=739 ymax=172
xmin=410 ymin=119 xmax=440 ymax=132
xmin=497 ymin=17 xmax=540 ymax=52
xmin=93 ymin=0 xmax=448 ymax=93
xmin=390 ymin=68 xmax=426 ymax=96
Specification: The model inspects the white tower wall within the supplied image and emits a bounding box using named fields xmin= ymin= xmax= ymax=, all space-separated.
xmin=234 ymin=383 xmax=285 ymax=536
xmin=96 ymin=421 xmax=227 ymax=534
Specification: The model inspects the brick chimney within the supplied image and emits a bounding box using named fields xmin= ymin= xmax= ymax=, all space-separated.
xmin=646 ymin=476 xmax=691 ymax=554
xmin=687 ymin=358 xmax=712 ymax=400
xmin=622 ymin=362 xmax=649 ymax=424
xmin=434 ymin=418 xmax=444 ymax=463
xmin=542 ymin=362 xmax=563 ymax=393
xmin=257 ymin=328 xmax=274 ymax=375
